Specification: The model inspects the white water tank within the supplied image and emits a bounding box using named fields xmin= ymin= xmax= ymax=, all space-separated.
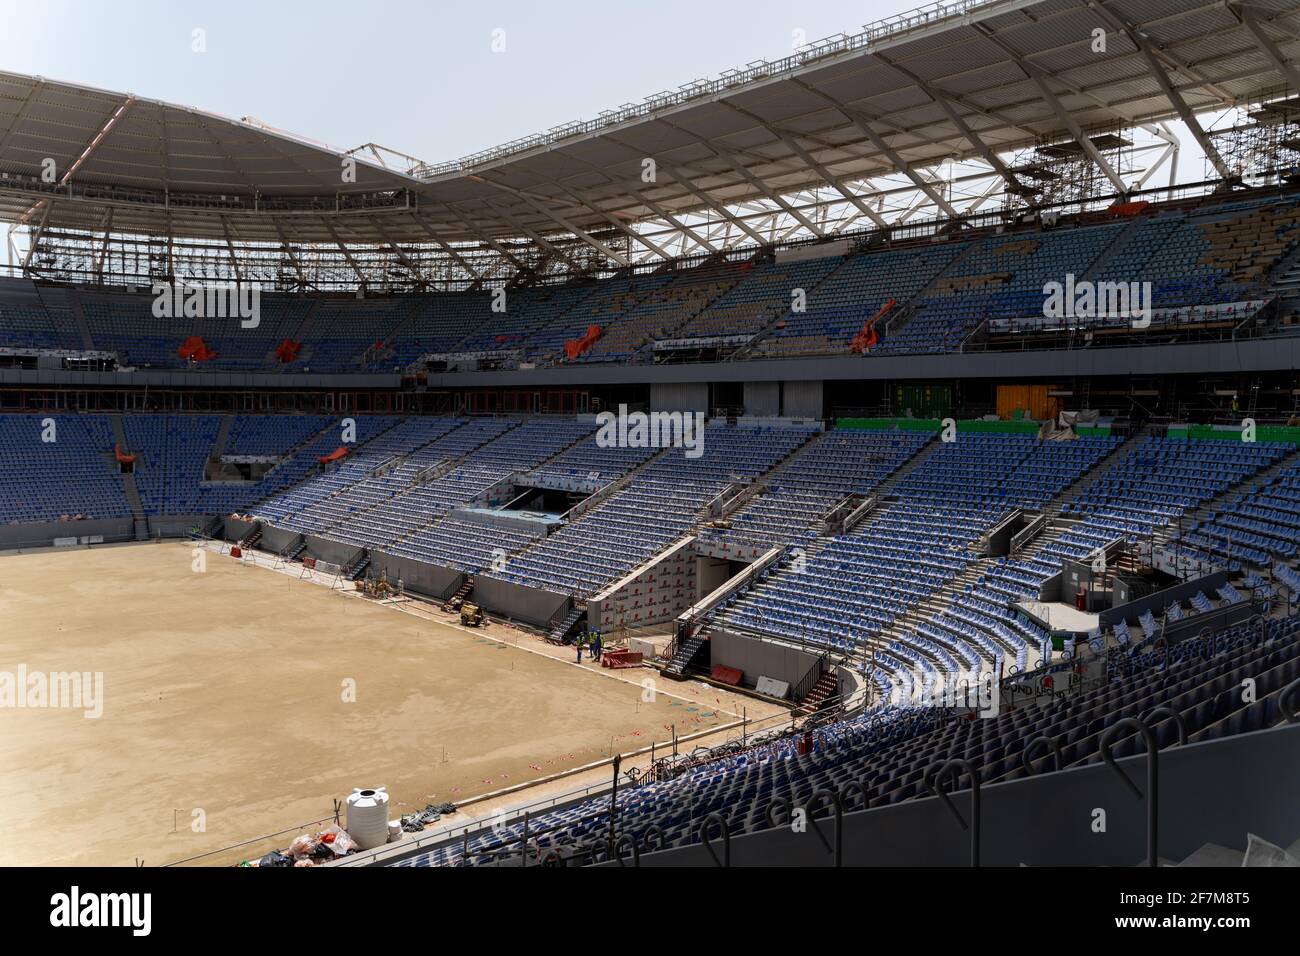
xmin=346 ymin=787 xmax=391 ymax=850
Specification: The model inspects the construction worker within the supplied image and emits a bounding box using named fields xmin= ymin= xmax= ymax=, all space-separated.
xmin=575 ymin=634 xmax=584 ymax=663
xmin=592 ymin=630 xmax=602 ymax=662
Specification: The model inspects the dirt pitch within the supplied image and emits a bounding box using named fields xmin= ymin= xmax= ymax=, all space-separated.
xmin=0 ymin=542 xmax=765 ymax=866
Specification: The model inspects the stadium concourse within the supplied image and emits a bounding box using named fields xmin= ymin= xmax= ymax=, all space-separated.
xmin=1 ymin=0 xmax=1298 ymax=872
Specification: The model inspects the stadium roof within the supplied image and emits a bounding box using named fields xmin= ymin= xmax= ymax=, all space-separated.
xmin=2 ymin=0 xmax=1299 ymax=284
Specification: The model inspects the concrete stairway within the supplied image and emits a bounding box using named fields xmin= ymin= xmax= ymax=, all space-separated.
xmin=794 ymin=668 xmax=841 ymax=717
xmin=108 ymin=414 xmax=149 ymax=539
xmin=209 ymin=413 xmax=235 ymax=461
xmin=65 ymin=288 xmax=98 ymax=350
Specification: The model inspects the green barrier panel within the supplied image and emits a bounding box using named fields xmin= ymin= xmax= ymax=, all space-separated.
xmin=1166 ymin=425 xmax=1300 ymax=443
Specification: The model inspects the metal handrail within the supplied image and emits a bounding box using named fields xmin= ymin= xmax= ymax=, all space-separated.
xmin=1099 ymin=717 xmax=1161 ymax=867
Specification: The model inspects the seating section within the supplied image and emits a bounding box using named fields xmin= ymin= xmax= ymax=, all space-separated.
xmin=490 ymin=424 xmax=818 ymax=596
xmin=0 ymin=415 xmax=130 ymax=523
xmin=256 ymin=417 xmax=599 ymax=556
xmin=1170 ymin=457 xmax=1300 ymax=571
xmin=80 ymin=294 xmax=188 ymax=369
xmin=1095 ymin=199 xmax=1300 ymax=310
xmin=450 ymin=284 xmax=596 ymax=356
xmin=392 ymin=613 xmax=1300 ymax=867
xmin=751 ymin=245 xmax=963 ymax=358
xmin=0 ymin=412 xmax=409 ymax=526
xmin=224 ymin=414 xmax=332 ymax=456
xmin=0 ymin=297 xmax=79 ymax=351
xmin=697 ymin=429 xmax=931 ymax=558
xmin=5 ymin=188 xmax=1300 ymax=367
xmin=878 ymin=225 xmax=1124 ymax=354
xmin=672 ymin=257 xmax=841 ymax=343
xmin=575 ymin=264 xmax=743 ymax=362
xmin=1061 ymin=437 xmax=1290 ymax=543
xmin=717 ymin=434 xmax=1121 ymax=654
xmin=123 ymin=414 xmax=397 ymax=516
xmin=192 ymin=299 xmax=312 ymax=370
xmin=332 ymin=418 xmax=594 ymax=549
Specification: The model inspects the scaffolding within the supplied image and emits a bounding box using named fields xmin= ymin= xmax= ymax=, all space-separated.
xmin=1206 ymin=95 xmax=1300 ymax=186
xmin=1002 ymin=133 xmax=1138 ymax=215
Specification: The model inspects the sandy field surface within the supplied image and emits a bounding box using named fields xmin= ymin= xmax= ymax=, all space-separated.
xmin=0 ymin=542 xmax=775 ymax=866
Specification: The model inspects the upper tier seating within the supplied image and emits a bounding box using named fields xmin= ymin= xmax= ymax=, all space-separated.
xmin=5 ymin=189 xmax=1300 ymax=368
xmin=751 ymin=244 xmax=964 ymax=358
xmin=878 ymin=224 xmax=1125 ymax=354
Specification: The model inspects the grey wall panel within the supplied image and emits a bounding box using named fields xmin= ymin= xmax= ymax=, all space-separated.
xmin=146 ymin=513 xmax=208 ymax=538
xmin=303 ymin=533 xmax=360 ymax=566
xmin=7 ymin=338 xmax=1299 ymax=391
xmin=472 ymin=575 xmax=570 ymax=627
xmin=743 ymin=381 xmax=780 ymax=417
xmin=0 ymin=368 xmax=401 ymax=388
xmin=225 ymin=517 xmax=254 ymax=542
xmin=0 ymin=517 xmax=133 ymax=549
xmin=709 ymin=629 xmax=821 ymax=690
xmin=259 ymin=524 xmax=299 ymax=554
xmin=368 ymin=549 xmax=464 ymax=600
xmin=621 ymin=724 xmax=1300 ymax=867
xmin=650 ymin=382 xmax=708 ymax=413
xmin=696 ymin=555 xmax=732 ymax=599
xmin=782 ymin=380 xmax=823 ymax=418
xmin=423 ymin=337 xmax=1300 ymax=389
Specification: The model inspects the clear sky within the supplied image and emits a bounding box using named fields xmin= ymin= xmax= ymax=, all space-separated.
xmin=1 ymin=0 xmax=936 ymax=165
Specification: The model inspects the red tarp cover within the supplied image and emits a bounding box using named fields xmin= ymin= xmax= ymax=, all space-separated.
xmin=113 ymin=443 xmax=136 ymax=464
xmin=177 ymin=335 xmax=216 ymax=362
xmin=318 ymin=445 xmax=350 ymax=464
xmin=564 ymin=324 xmax=603 ymax=360
xmin=1108 ymin=200 xmax=1151 ymax=218
xmin=711 ymin=664 xmax=743 ymax=686
xmin=274 ymin=339 xmax=302 ymax=363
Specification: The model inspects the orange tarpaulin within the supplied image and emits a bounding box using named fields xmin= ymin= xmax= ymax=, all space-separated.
xmin=1108 ymin=200 xmax=1151 ymax=218
xmin=177 ymin=335 xmax=216 ymax=362
xmin=564 ymin=324 xmax=602 ymax=360
xmin=113 ymin=443 xmax=136 ymax=464
xmin=274 ymin=339 xmax=302 ymax=363
xmin=850 ymin=298 xmax=895 ymax=353
xmin=318 ymin=445 xmax=350 ymax=464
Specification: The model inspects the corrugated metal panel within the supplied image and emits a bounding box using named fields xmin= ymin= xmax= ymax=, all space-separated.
xmin=782 ymin=380 xmax=824 ymax=419
xmin=650 ymin=382 xmax=708 ymax=414
xmin=744 ymin=381 xmax=781 ymax=417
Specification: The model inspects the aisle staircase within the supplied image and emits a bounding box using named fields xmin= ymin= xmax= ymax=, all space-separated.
xmin=548 ymin=606 xmax=585 ymax=644
xmin=238 ymin=521 xmax=264 ymax=549
xmin=664 ymin=630 xmax=709 ymax=678
xmin=442 ymin=577 xmax=475 ymax=613
xmin=344 ymin=548 xmax=371 ymax=581
xmin=794 ymin=668 xmax=841 ymax=717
